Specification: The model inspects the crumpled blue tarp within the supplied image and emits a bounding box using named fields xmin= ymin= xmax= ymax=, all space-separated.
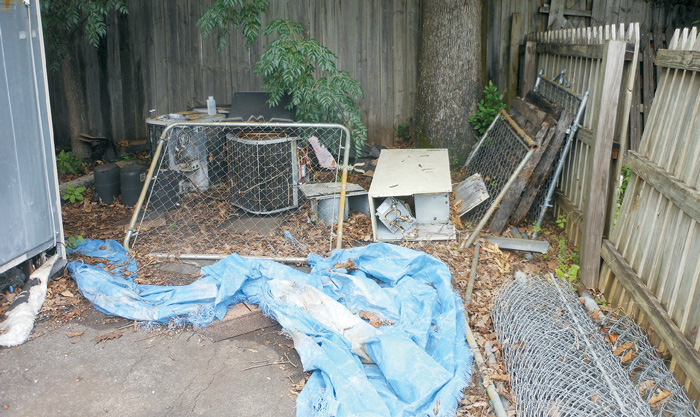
xmin=68 ymin=239 xmax=472 ymax=416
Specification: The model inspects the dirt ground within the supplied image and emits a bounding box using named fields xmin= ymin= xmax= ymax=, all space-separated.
xmin=1 ymin=167 xmax=582 ymax=417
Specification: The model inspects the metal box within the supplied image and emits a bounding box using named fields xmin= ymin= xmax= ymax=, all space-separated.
xmin=368 ymin=149 xmax=455 ymax=241
xmin=1 ymin=0 xmax=65 ymax=272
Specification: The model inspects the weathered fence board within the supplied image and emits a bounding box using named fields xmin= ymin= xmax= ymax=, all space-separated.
xmin=599 ymin=27 xmax=700 ymax=399
xmin=48 ymin=0 xmax=420 ymax=149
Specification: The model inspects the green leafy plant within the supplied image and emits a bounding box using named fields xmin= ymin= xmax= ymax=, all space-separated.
xmin=66 ymin=234 xmax=84 ymax=249
xmin=532 ymin=222 xmax=542 ymax=234
xmin=41 ymin=0 xmax=129 ymax=65
xmin=555 ymin=213 xmax=567 ymax=229
xmin=62 ymin=185 xmax=86 ymax=203
xmin=197 ymin=0 xmax=267 ymax=49
xmin=555 ymin=264 xmax=580 ymax=284
xmin=56 ymin=150 xmax=86 ymax=175
xmin=255 ymin=19 xmax=367 ymax=156
xmin=395 ymin=123 xmax=411 ymax=142
xmin=469 ymin=81 xmax=507 ymax=136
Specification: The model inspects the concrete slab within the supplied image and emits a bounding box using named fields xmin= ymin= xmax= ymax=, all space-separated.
xmin=0 ymin=313 xmax=301 ymax=417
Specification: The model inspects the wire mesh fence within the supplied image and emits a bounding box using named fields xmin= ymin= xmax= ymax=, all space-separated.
xmin=124 ymin=122 xmax=351 ymax=258
xmin=462 ymin=111 xmax=533 ymax=224
xmin=528 ymin=71 xmax=587 ymax=223
xmin=492 ymin=273 xmax=655 ymax=417
xmin=599 ymin=315 xmax=700 ymax=417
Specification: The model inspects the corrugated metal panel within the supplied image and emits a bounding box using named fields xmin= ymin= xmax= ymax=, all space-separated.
xmin=0 ymin=0 xmax=64 ymax=273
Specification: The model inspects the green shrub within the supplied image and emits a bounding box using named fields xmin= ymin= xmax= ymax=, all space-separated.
xmin=255 ymin=19 xmax=367 ymax=156
xmin=62 ymin=185 xmax=86 ymax=203
xmin=469 ymin=81 xmax=507 ymax=136
xmin=56 ymin=151 xmax=86 ymax=175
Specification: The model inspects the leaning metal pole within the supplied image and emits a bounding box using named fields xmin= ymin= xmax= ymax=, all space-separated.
xmin=532 ymin=91 xmax=589 ymax=239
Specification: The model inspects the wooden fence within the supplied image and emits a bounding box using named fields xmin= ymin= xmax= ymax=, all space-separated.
xmin=521 ymin=23 xmax=640 ymax=288
xmin=599 ymin=27 xmax=700 ymax=400
xmin=48 ymin=0 xmax=420 ymax=149
xmin=488 ymin=0 xmax=700 ymax=147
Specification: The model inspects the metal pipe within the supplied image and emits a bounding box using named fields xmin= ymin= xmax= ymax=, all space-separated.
xmin=460 ymin=148 xmax=536 ymax=249
xmin=465 ymin=314 xmax=509 ymax=417
xmin=532 ymin=91 xmax=589 ymax=239
xmin=123 ymin=136 xmax=166 ymax=251
xmin=148 ymin=253 xmax=308 ymax=264
xmin=465 ymin=242 xmax=481 ymax=305
xmin=335 ymin=127 xmax=352 ymax=250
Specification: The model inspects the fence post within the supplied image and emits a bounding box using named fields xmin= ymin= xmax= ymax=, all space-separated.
xmin=581 ymin=39 xmax=627 ymax=289
xmin=520 ymin=41 xmax=538 ymax=97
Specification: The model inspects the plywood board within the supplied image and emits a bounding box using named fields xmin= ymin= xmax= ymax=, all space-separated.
xmin=369 ymin=149 xmax=452 ymax=197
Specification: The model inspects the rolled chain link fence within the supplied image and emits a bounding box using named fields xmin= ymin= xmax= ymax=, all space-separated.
xmin=124 ymin=122 xmax=351 ymax=259
xmin=599 ymin=315 xmax=700 ymax=417
xmin=492 ymin=273 xmax=655 ymax=417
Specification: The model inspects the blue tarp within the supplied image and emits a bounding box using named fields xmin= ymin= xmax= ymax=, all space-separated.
xmin=68 ymin=239 xmax=472 ymax=416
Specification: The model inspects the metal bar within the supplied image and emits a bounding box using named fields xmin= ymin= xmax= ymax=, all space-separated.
xmin=123 ymin=136 xmax=166 ymax=251
xmin=148 ymin=253 xmax=308 ymax=264
xmin=465 ymin=314 xmax=509 ymax=417
xmin=461 ymin=148 xmax=536 ymax=249
xmin=532 ymin=90 xmax=589 ymax=239
xmin=465 ymin=242 xmax=481 ymax=305
xmin=335 ymin=128 xmax=352 ymax=249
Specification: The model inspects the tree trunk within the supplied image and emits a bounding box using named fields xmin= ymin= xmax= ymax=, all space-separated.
xmin=60 ymin=56 xmax=91 ymax=158
xmin=416 ymin=0 xmax=482 ymax=165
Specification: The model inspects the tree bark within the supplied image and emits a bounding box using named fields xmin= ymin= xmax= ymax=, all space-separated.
xmin=416 ymin=0 xmax=482 ymax=164
xmin=60 ymin=56 xmax=91 ymax=158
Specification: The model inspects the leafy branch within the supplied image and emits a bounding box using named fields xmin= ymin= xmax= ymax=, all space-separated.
xmin=197 ymin=0 xmax=268 ymax=50
xmin=255 ymin=19 xmax=367 ymax=155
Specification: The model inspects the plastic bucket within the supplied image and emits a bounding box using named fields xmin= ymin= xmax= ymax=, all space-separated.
xmin=94 ymin=163 xmax=121 ymax=204
xmin=120 ymin=165 xmax=148 ymax=207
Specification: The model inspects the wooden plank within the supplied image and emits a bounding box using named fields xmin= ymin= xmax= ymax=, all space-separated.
xmin=485 ymin=236 xmax=550 ymax=253
xmin=539 ymin=5 xmax=592 ymax=18
xmin=581 ymin=39 xmax=626 ymax=289
xmin=576 ymin=126 xmax=594 ymax=148
xmin=601 ymin=239 xmax=700 ymax=390
xmin=510 ymin=110 xmax=574 ymax=225
xmin=625 ymin=151 xmax=700 ymax=224
xmin=548 ymin=0 xmax=567 ymax=30
xmin=537 ymin=43 xmax=604 ymax=59
xmin=629 ymin=65 xmax=642 ymax=152
xmin=508 ymin=97 xmax=553 ymax=137
xmin=489 ymin=122 xmax=556 ymax=234
xmin=507 ymin=12 xmax=523 ymax=106
xmin=521 ymin=41 xmax=538 ymax=96
xmin=655 ymin=49 xmax=700 ymax=72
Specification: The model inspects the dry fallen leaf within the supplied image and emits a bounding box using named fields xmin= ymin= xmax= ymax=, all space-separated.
xmin=66 ymin=331 xmax=84 ymax=338
xmin=60 ymin=290 xmax=75 ymax=298
xmin=613 ymin=341 xmax=634 ymax=356
xmin=332 ymin=259 xmax=357 ymax=271
xmin=359 ymin=310 xmax=392 ymax=328
xmin=606 ymin=333 xmax=619 ymax=344
xmin=621 ymin=348 xmax=636 ymax=363
xmin=639 ymin=380 xmax=656 ymax=396
xmin=650 ymin=388 xmax=673 ymax=405
xmin=94 ymin=329 xmax=123 ymax=344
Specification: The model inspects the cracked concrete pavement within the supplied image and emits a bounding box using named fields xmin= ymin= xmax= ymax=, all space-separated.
xmin=0 ymin=307 xmax=302 ymax=416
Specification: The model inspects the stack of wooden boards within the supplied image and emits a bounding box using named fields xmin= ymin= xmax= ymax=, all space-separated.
xmin=487 ymin=91 xmax=575 ymax=234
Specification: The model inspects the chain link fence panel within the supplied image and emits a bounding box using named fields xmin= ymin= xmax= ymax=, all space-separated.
xmin=124 ymin=122 xmax=351 ymax=259
xmin=462 ymin=111 xmax=533 ymax=225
